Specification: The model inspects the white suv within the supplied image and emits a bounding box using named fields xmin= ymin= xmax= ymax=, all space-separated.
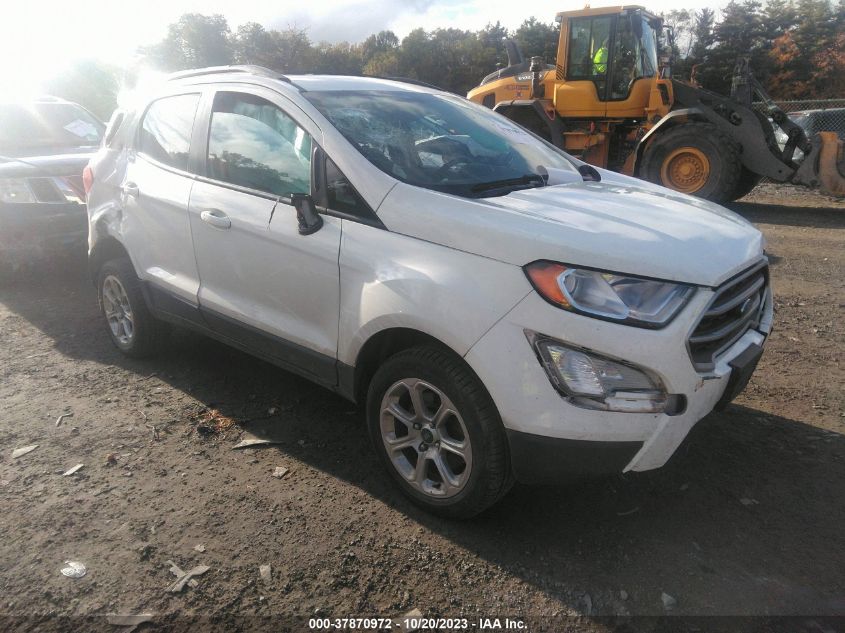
xmin=85 ymin=66 xmax=773 ymax=517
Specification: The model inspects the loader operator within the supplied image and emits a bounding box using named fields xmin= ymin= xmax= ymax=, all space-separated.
xmin=593 ymin=39 xmax=608 ymax=74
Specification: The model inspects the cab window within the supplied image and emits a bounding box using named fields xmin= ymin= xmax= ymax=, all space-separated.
xmin=138 ymin=94 xmax=200 ymax=170
xmin=207 ymin=92 xmax=311 ymax=198
xmin=567 ymin=15 xmax=613 ymax=80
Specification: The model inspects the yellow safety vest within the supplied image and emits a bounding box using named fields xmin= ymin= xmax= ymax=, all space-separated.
xmin=593 ymin=47 xmax=608 ymax=74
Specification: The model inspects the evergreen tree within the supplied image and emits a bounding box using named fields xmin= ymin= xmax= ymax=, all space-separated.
xmin=699 ymin=0 xmax=768 ymax=94
xmin=690 ymin=8 xmax=717 ymax=61
xmin=514 ymin=17 xmax=559 ymax=62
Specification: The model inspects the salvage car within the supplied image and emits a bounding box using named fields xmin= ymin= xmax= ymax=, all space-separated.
xmin=0 ymin=97 xmax=103 ymax=270
xmin=84 ymin=66 xmax=773 ymax=517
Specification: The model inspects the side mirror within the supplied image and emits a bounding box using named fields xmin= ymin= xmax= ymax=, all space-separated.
xmin=577 ymin=164 xmax=602 ymax=182
xmin=290 ymin=193 xmax=323 ymax=235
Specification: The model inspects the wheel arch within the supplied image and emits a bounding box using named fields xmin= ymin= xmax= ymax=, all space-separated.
xmin=347 ymin=327 xmax=462 ymax=406
xmin=632 ymin=108 xmax=706 ymax=177
xmin=88 ymin=236 xmax=132 ymax=285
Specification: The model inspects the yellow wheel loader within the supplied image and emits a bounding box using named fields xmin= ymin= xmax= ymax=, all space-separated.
xmin=467 ymin=5 xmax=845 ymax=201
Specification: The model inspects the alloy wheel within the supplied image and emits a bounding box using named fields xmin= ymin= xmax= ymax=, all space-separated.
xmin=102 ymin=275 xmax=135 ymax=345
xmin=379 ymin=378 xmax=473 ymax=498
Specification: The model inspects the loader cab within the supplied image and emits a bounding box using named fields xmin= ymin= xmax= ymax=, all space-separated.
xmin=555 ymin=6 xmax=661 ymax=117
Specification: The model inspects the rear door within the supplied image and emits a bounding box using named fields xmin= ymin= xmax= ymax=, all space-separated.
xmin=122 ymin=92 xmax=202 ymax=305
xmin=188 ymin=87 xmax=341 ymax=386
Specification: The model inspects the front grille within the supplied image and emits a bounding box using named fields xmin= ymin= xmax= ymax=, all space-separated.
xmin=688 ymin=261 xmax=769 ymax=371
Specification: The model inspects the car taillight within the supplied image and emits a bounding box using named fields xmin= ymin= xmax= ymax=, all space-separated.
xmin=82 ymin=165 xmax=94 ymax=198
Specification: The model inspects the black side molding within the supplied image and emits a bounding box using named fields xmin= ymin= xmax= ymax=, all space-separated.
xmin=142 ymin=281 xmax=346 ymax=398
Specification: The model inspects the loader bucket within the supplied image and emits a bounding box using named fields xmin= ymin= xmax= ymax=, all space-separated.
xmin=817 ymin=131 xmax=845 ymax=197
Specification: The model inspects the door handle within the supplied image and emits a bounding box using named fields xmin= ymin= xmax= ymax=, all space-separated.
xmin=122 ymin=182 xmax=139 ymax=198
xmin=200 ymin=208 xmax=232 ymax=230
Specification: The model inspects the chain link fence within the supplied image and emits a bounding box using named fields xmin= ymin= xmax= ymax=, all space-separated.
xmin=749 ymin=98 xmax=845 ymax=186
xmin=759 ymin=98 xmax=845 ymax=136
xmin=752 ymin=98 xmax=845 ymax=138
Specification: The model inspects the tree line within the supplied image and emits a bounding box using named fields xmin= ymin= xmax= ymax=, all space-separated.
xmin=664 ymin=0 xmax=844 ymax=98
xmin=49 ymin=0 xmax=844 ymax=120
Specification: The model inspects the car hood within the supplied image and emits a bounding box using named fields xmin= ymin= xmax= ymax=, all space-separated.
xmin=377 ymin=177 xmax=764 ymax=287
xmin=0 ymin=149 xmax=96 ymax=178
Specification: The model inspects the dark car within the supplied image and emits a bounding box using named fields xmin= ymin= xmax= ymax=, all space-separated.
xmin=790 ymin=108 xmax=845 ymax=139
xmin=0 ymin=97 xmax=104 ymax=269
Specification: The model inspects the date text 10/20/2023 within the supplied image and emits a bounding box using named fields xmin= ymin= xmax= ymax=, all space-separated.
xmin=308 ymin=617 xmax=527 ymax=630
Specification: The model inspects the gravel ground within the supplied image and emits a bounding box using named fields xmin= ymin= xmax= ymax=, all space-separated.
xmin=1 ymin=187 xmax=843 ymax=633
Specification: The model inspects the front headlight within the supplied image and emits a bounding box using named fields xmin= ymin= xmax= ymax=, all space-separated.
xmin=525 ymin=260 xmax=695 ymax=328
xmin=0 ymin=178 xmax=37 ymax=204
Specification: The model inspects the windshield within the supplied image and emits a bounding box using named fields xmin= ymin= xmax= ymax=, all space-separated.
xmin=304 ymin=90 xmax=578 ymax=197
xmin=0 ymin=103 xmax=104 ymax=152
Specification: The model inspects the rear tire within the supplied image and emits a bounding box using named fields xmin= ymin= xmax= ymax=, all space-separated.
xmin=641 ymin=122 xmax=741 ymax=203
xmin=97 ymin=258 xmax=165 ymax=358
xmin=366 ymin=346 xmax=512 ymax=518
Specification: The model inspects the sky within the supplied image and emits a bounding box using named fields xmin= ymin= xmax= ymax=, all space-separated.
xmin=1 ymin=0 xmax=722 ymax=95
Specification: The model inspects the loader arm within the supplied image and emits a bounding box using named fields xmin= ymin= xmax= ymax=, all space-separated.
xmin=729 ymin=58 xmax=844 ymax=196
xmin=730 ymin=57 xmax=811 ymax=166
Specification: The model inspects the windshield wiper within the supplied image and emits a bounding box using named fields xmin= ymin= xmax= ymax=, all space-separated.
xmin=470 ymin=173 xmax=546 ymax=194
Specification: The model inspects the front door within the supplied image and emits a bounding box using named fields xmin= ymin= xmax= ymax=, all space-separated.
xmin=188 ymin=88 xmax=341 ymax=386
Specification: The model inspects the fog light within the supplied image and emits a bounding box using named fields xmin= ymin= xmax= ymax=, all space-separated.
xmin=531 ymin=334 xmax=667 ymax=413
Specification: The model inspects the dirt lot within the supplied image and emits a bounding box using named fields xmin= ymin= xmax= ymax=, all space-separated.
xmin=1 ymin=186 xmax=843 ymax=633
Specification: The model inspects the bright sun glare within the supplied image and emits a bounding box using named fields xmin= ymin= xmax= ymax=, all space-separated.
xmin=0 ymin=1 xmax=168 ymax=101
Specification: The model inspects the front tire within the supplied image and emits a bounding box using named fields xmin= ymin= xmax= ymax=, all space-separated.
xmin=97 ymin=258 xmax=164 ymax=357
xmin=366 ymin=346 xmax=512 ymax=518
xmin=641 ymin=122 xmax=742 ymax=203
xmin=728 ymin=167 xmax=762 ymax=201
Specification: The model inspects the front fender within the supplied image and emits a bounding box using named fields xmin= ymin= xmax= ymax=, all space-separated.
xmin=336 ymin=219 xmax=530 ymax=368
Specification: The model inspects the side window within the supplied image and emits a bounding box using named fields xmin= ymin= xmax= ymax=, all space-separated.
xmin=207 ymin=92 xmax=311 ymax=197
xmin=325 ymin=157 xmax=368 ymax=215
xmin=138 ymin=94 xmax=200 ymax=170
xmin=567 ymin=16 xmax=613 ymax=80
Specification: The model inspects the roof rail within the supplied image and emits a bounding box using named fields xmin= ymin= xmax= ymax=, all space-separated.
xmin=167 ymin=65 xmax=291 ymax=83
xmin=380 ymin=76 xmax=444 ymax=91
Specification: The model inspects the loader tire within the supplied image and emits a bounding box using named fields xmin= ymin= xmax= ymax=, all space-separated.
xmin=507 ymin=108 xmax=553 ymax=143
xmin=642 ymin=122 xmax=742 ymax=203
xmin=729 ymin=167 xmax=763 ymax=201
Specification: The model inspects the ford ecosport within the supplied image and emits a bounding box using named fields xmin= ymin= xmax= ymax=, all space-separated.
xmin=84 ymin=66 xmax=773 ymax=517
